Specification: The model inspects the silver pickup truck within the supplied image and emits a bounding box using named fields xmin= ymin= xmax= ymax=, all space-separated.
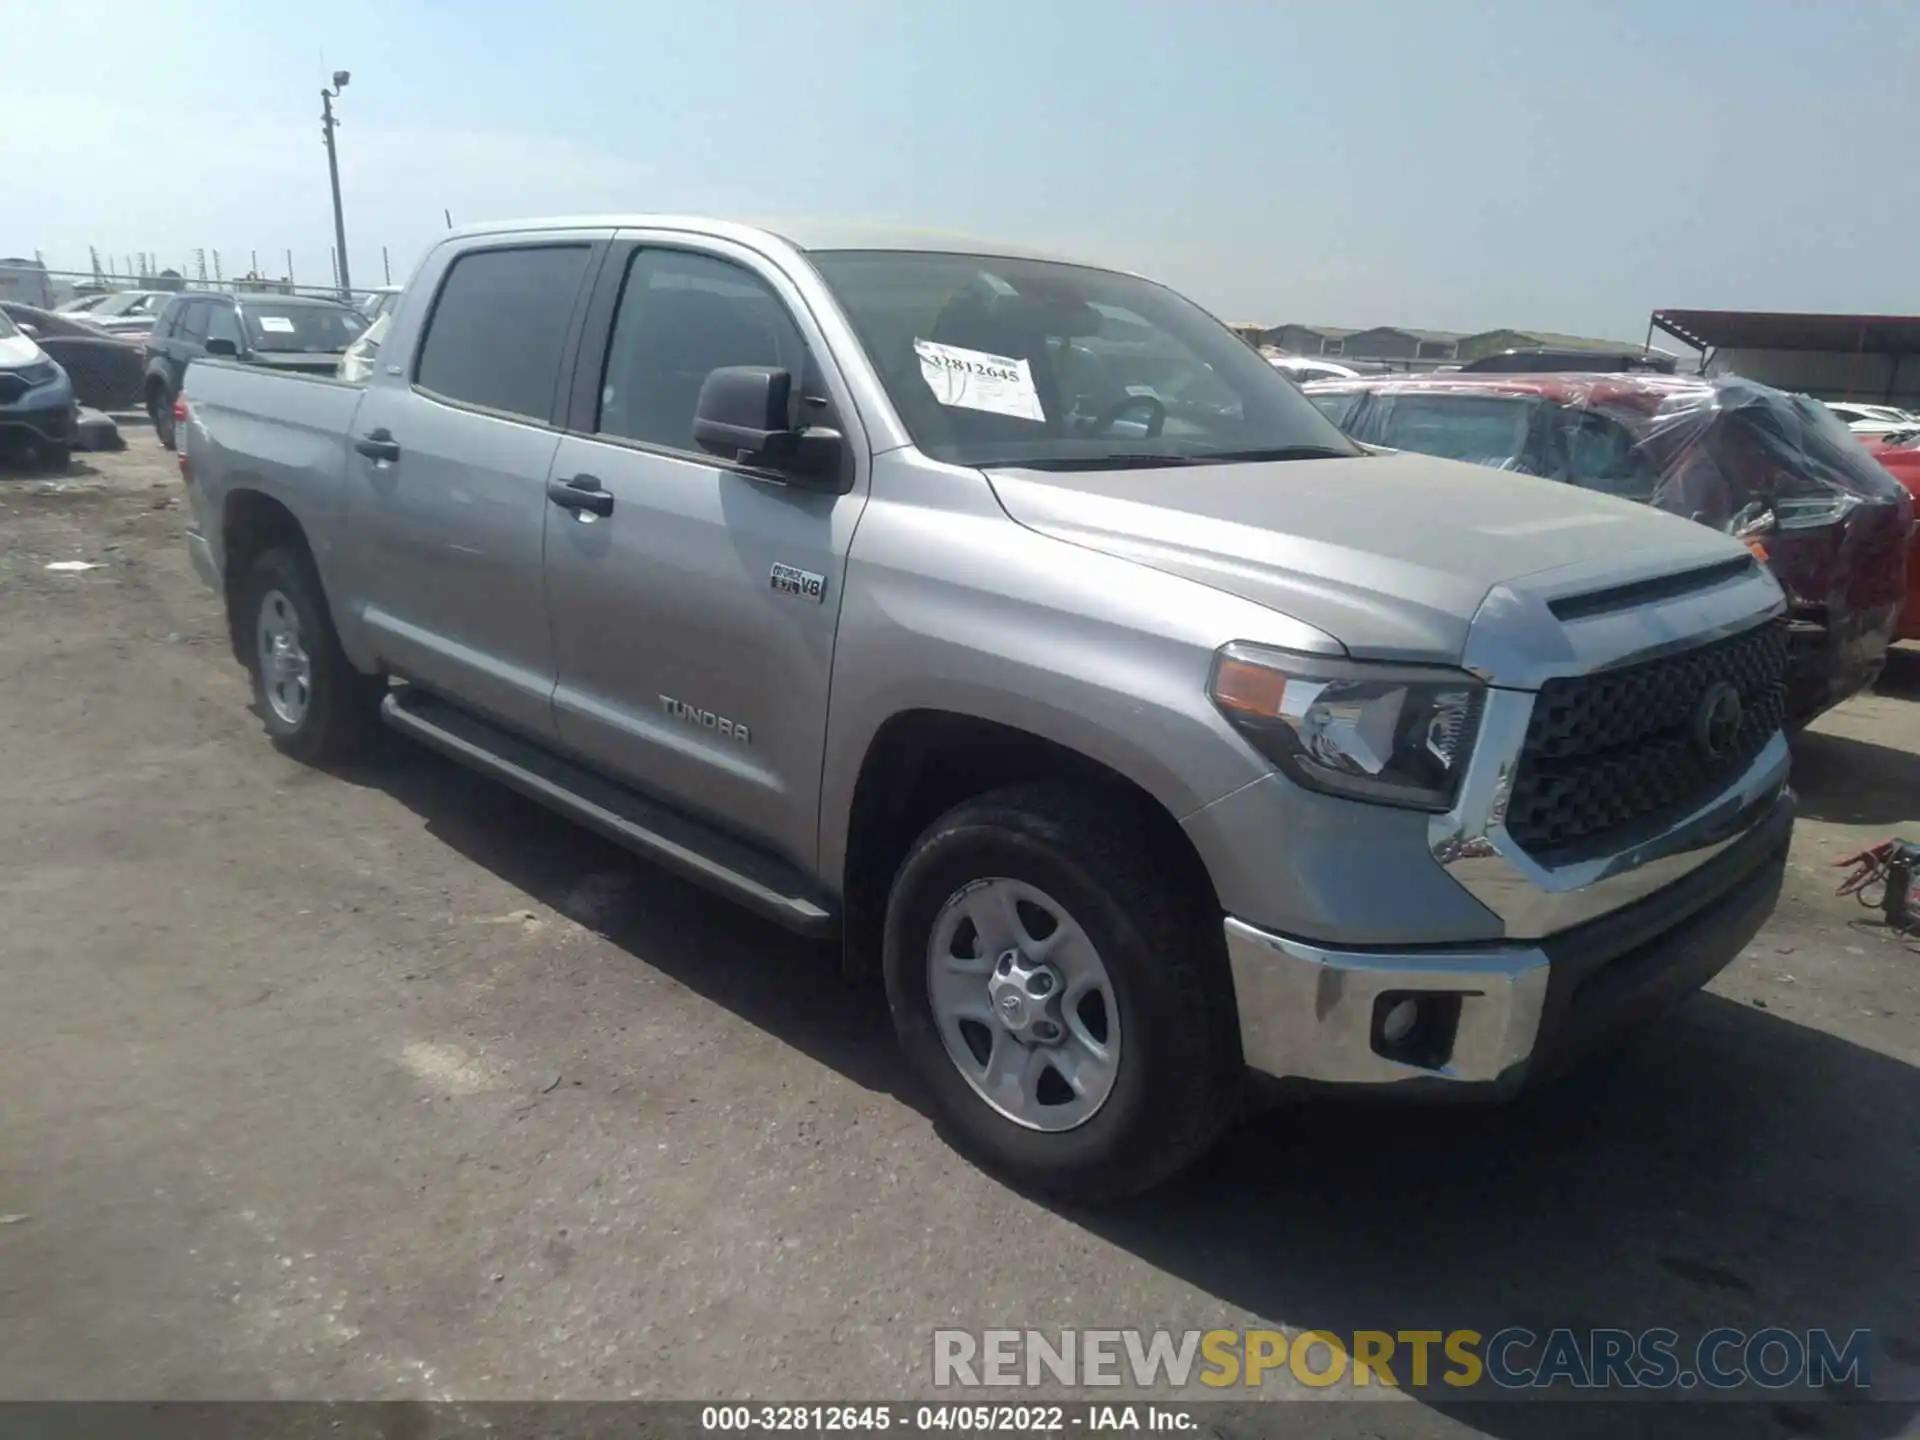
xmin=181 ymin=217 xmax=1793 ymax=1199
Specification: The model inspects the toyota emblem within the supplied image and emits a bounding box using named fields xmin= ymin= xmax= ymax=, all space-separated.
xmin=1692 ymin=682 xmax=1744 ymax=760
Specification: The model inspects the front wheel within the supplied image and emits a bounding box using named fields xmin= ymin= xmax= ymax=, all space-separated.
xmin=149 ymin=385 xmax=176 ymax=450
xmin=882 ymin=783 xmax=1242 ymax=1201
xmin=238 ymin=546 xmax=384 ymax=764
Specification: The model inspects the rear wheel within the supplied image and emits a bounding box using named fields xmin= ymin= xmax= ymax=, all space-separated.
xmin=882 ymin=783 xmax=1242 ymax=1201
xmin=40 ymin=443 xmax=72 ymax=473
xmin=238 ymin=546 xmax=384 ymax=764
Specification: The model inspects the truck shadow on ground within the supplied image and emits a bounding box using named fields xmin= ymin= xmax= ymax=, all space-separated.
xmin=340 ymin=739 xmax=1918 ymax=1440
xmin=1791 ymin=728 xmax=1920 ymax=828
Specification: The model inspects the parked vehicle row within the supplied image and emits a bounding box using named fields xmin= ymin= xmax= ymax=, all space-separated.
xmin=179 ymin=216 xmax=1795 ymax=1199
xmin=0 ymin=307 xmax=77 ymax=469
xmin=1303 ymin=373 xmax=1911 ymax=723
xmin=0 ymin=303 xmax=147 ymax=412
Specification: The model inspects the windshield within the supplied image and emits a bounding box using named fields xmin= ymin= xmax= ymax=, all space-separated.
xmin=243 ymin=304 xmax=367 ymax=354
xmin=808 ymin=250 xmax=1358 ymax=469
xmin=90 ymin=292 xmax=156 ymax=318
xmin=0 ymin=309 xmax=18 ymax=341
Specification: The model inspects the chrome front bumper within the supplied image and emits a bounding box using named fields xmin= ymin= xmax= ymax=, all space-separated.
xmin=1226 ymin=787 xmax=1792 ymax=1090
xmin=1225 ymin=921 xmax=1549 ymax=1086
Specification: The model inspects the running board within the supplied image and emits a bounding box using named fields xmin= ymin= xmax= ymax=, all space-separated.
xmin=381 ymin=687 xmax=837 ymax=937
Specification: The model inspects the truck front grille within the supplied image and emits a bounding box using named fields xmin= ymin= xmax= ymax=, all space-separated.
xmin=1505 ymin=618 xmax=1786 ymax=862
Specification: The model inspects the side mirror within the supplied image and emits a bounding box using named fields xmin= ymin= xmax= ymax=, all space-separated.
xmin=17 ymin=322 xmax=39 ymax=339
xmin=693 ymin=365 xmax=846 ymax=491
xmin=206 ymin=337 xmax=239 ymax=358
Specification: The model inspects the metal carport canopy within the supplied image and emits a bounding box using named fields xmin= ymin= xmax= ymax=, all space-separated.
xmin=1651 ymin=308 xmax=1920 ymax=355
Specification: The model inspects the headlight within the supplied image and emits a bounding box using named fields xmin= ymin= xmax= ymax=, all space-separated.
xmin=1209 ymin=642 xmax=1484 ymax=810
xmin=18 ymin=360 xmax=59 ymax=388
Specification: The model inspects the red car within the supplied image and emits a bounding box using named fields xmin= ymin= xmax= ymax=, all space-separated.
xmin=1856 ymin=433 xmax=1920 ymax=639
xmin=1303 ymin=373 xmax=1912 ymax=722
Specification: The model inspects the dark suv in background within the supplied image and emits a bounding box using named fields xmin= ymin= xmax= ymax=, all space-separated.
xmin=144 ymin=293 xmax=366 ymax=447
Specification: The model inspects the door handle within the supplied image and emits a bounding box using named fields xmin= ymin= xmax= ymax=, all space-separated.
xmin=547 ymin=474 xmax=614 ymax=517
xmin=355 ymin=428 xmax=401 ymax=462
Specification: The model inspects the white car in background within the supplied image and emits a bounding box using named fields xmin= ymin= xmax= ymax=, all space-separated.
xmin=1266 ymin=354 xmax=1360 ymax=385
xmin=336 ymin=311 xmax=389 ymax=384
xmin=1826 ymin=401 xmax=1920 ymax=435
xmin=55 ymin=289 xmax=171 ymax=336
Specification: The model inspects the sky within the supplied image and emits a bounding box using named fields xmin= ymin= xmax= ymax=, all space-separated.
xmin=4 ymin=0 xmax=1918 ymax=346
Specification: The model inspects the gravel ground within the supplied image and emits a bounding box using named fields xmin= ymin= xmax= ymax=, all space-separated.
xmin=1 ymin=437 xmax=1916 ymax=1438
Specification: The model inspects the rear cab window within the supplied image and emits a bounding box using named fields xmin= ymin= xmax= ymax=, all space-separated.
xmin=413 ymin=245 xmax=594 ymax=421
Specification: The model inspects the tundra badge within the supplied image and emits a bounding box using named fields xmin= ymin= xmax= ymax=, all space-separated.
xmin=660 ymin=696 xmax=751 ymax=745
xmin=770 ymin=562 xmax=827 ymax=603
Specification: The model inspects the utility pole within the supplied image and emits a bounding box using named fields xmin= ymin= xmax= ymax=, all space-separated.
xmin=212 ymin=250 xmax=223 ymax=283
xmin=321 ymin=70 xmax=353 ymax=296
xmin=382 ymin=245 xmax=391 ymax=285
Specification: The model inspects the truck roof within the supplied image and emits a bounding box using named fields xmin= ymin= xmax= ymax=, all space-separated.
xmin=442 ymin=215 xmax=1078 ymax=265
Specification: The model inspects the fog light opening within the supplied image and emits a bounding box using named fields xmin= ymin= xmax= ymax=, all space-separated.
xmin=1370 ymin=991 xmax=1466 ymax=1070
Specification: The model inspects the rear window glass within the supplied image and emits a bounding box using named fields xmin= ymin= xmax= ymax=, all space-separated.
xmin=242 ymin=304 xmax=366 ymax=354
xmin=1374 ymin=394 xmax=1534 ymax=470
xmin=414 ymin=245 xmax=592 ymax=421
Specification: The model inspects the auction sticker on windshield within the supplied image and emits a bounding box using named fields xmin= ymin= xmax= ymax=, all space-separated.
xmin=914 ymin=338 xmax=1045 ymax=422
xmin=257 ymin=316 xmax=296 ymax=333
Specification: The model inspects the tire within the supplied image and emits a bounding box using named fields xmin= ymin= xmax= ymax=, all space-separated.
xmin=40 ymin=444 xmax=72 ymax=474
xmin=238 ymin=546 xmax=384 ymax=764
xmin=149 ymin=383 xmax=175 ymax=450
xmin=882 ymin=783 xmax=1242 ymax=1202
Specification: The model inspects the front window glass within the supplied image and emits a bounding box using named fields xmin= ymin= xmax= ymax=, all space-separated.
xmin=597 ymin=248 xmax=816 ymax=452
xmin=809 ymin=250 xmax=1356 ymax=469
xmin=205 ymin=303 xmax=245 ymax=350
xmin=244 ymin=304 xmax=366 ymax=354
xmin=0 ymin=309 xmax=18 ymax=341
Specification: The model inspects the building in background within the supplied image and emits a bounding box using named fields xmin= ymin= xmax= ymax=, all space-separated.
xmin=0 ymin=257 xmax=55 ymax=308
xmin=1651 ymin=309 xmax=1920 ymax=406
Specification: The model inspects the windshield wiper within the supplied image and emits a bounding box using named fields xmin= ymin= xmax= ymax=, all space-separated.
xmin=1185 ymin=445 xmax=1356 ymax=463
xmin=986 ymin=453 xmax=1204 ymax=471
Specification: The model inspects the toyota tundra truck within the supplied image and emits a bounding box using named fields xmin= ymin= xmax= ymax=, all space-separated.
xmin=179 ymin=218 xmax=1794 ymax=1199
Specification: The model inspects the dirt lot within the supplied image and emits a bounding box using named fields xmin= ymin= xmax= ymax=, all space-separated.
xmin=1 ymin=437 xmax=1917 ymax=1437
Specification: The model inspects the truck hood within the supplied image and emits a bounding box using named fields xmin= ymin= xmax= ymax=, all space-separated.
xmin=986 ymin=451 xmax=1751 ymax=664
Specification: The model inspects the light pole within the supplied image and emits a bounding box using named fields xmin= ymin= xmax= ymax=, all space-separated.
xmin=321 ymin=70 xmax=352 ymax=296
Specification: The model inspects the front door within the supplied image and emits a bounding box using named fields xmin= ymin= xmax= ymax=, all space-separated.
xmin=344 ymin=239 xmax=600 ymax=739
xmin=542 ymin=239 xmax=867 ymax=868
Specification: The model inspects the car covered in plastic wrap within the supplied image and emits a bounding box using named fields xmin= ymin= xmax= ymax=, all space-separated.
xmin=1303 ymin=372 xmax=1912 ymax=722
xmin=1856 ymin=430 xmax=1920 ymax=640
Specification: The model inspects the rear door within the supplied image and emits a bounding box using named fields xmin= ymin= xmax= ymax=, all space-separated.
xmin=343 ymin=234 xmax=605 ymax=739
xmin=540 ymin=234 xmax=868 ymax=867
